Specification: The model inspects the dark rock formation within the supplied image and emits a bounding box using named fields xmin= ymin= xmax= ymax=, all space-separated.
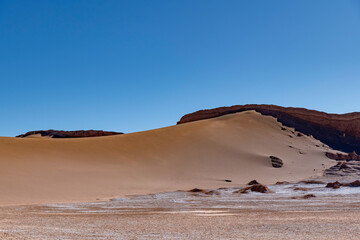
xmin=177 ymin=104 xmax=360 ymax=153
xmin=247 ymin=180 xmax=260 ymax=185
xmin=293 ymin=187 xmax=309 ymax=191
xmin=324 ymin=161 xmax=360 ymax=176
xmin=234 ymin=184 xmax=271 ymax=194
xmin=292 ymin=194 xmax=316 ymax=199
xmin=325 ymin=151 xmax=360 ymax=161
xmin=326 ymin=181 xmax=342 ymax=189
xmin=16 ymin=130 xmax=123 ymax=138
xmin=298 ymin=180 xmax=325 ymax=184
xmin=349 ymin=180 xmax=360 ymax=187
xmin=325 ymin=180 xmax=360 ymax=188
xmin=188 ymin=188 xmax=205 ymax=193
xmin=275 ymin=181 xmax=290 ymax=185
xmin=270 ymin=156 xmax=283 ymax=168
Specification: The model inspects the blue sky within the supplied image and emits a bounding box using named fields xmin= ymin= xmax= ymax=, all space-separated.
xmin=1 ymin=0 xmax=360 ymax=136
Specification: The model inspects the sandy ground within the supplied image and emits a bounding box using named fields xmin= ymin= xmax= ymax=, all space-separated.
xmin=0 ymin=111 xmax=335 ymax=205
xmin=1 ymin=182 xmax=360 ymax=239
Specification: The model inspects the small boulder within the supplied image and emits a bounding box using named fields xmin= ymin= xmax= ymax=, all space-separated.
xmin=250 ymin=184 xmax=271 ymax=193
xmin=270 ymin=156 xmax=283 ymax=168
xmin=188 ymin=188 xmax=205 ymax=193
xmin=326 ymin=181 xmax=342 ymax=189
xmin=349 ymin=180 xmax=360 ymax=187
xmin=275 ymin=181 xmax=290 ymax=185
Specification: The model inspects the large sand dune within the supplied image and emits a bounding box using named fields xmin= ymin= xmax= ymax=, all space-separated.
xmin=0 ymin=111 xmax=334 ymax=205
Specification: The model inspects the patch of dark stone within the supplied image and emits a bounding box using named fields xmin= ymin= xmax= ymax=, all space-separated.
xmin=326 ymin=180 xmax=360 ymax=189
xmin=275 ymin=181 xmax=290 ymax=185
xmin=247 ymin=180 xmax=259 ymax=185
xmin=325 ymin=161 xmax=360 ymax=176
xmin=298 ymin=180 xmax=325 ymax=184
xmin=233 ymin=183 xmax=272 ymax=194
xmin=224 ymin=179 xmax=232 ymax=182
xmin=293 ymin=187 xmax=309 ymax=191
xmin=187 ymin=188 xmax=220 ymax=196
xmin=292 ymin=194 xmax=316 ymax=199
xmin=270 ymin=156 xmax=283 ymax=168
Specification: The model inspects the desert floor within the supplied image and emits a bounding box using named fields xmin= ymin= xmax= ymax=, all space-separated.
xmin=1 ymin=181 xmax=360 ymax=239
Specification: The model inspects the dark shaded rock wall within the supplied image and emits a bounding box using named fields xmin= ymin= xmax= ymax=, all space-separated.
xmin=178 ymin=104 xmax=360 ymax=153
xmin=16 ymin=130 xmax=123 ymax=138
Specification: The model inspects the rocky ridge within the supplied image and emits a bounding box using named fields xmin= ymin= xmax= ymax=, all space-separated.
xmin=16 ymin=130 xmax=123 ymax=138
xmin=178 ymin=104 xmax=360 ymax=153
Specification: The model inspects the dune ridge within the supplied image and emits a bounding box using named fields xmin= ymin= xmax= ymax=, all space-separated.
xmin=0 ymin=111 xmax=333 ymax=205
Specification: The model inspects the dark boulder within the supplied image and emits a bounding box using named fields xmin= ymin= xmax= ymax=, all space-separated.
xmin=270 ymin=156 xmax=283 ymax=168
xmin=326 ymin=181 xmax=342 ymax=189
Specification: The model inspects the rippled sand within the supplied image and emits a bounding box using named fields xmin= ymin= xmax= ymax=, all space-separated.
xmin=1 ymin=182 xmax=360 ymax=239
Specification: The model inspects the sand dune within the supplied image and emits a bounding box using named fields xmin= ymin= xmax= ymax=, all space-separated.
xmin=0 ymin=111 xmax=334 ymax=205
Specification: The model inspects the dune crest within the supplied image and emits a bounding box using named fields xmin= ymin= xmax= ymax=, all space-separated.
xmin=0 ymin=111 xmax=333 ymax=205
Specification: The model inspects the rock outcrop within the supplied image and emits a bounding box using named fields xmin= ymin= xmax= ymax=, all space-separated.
xmin=16 ymin=130 xmax=123 ymax=138
xmin=325 ymin=151 xmax=360 ymax=161
xmin=177 ymin=104 xmax=360 ymax=153
xmin=325 ymin=161 xmax=360 ymax=176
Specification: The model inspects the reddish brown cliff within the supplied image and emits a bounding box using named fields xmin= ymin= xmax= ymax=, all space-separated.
xmin=16 ymin=130 xmax=123 ymax=138
xmin=178 ymin=104 xmax=360 ymax=153
xmin=325 ymin=151 xmax=360 ymax=161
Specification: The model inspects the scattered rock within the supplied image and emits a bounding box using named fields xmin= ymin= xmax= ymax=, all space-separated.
xmin=326 ymin=181 xmax=342 ymax=189
xmin=297 ymin=133 xmax=304 ymax=137
xmin=233 ymin=184 xmax=271 ymax=194
xmin=247 ymin=180 xmax=259 ymax=185
xmin=301 ymin=194 xmax=316 ymax=199
xmin=224 ymin=179 xmax=232 ymax=182
xmin=233 ymin=188 xmax=250 ymax=194
xmin=204 ymin=190 xmax=220 ymax=195
xmin=298 ymin=180 xmax=325 ymax=184
xmin=275 ymin=181 xmax=290 ymax=185
xmin=281 ymin=127 xmax=287 ymax=131
xmin=293 ymin=187 xmax=309 ymax=191
xmin=324 ymin=161 xmax=360 ymax=176
xmin=270 ymin=156 xmax=283 ymax=168
xmin=292 ymin=194 xmax=316 ymax=199
xmin=188 ymin=188 xmax=205 ymax=193
xmin=250 ymin=184 xmax=271 ymax=193
xmin=349 ymin=180 xmax=360 ymax=187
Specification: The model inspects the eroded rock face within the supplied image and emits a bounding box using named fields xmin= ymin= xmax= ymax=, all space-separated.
xmin=16 ymin=130 xmax=123 ymax=138
xmin=326 ymin=151 xmax=360 ymax=161
xmin=177 ymin=104 xmax=360 ymax=153
xmin=325 ymin=161 xmax=360 ymax=176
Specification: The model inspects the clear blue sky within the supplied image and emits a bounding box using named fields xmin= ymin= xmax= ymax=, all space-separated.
xmin=1 ymin=0 xmax=360 ymax=136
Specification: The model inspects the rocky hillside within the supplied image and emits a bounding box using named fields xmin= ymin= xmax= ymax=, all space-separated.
xmin=16 ymin=130 xmax=123 ymax=138
xmin=178 ymin=104 xmax=360 ymax=153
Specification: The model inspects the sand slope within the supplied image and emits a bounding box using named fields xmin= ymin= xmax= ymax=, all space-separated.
xmin=0 ymin=111 xmax=334 ymax=205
